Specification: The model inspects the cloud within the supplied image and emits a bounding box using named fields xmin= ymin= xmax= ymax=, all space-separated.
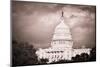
xmin=12 ymin=1 xmax=96 ymax=48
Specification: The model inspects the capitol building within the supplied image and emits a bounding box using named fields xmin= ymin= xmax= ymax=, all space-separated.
xmin=36 ymin=12 xmax=91 ymax=63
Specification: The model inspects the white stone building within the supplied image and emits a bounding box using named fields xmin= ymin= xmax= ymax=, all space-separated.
xmin=36 ymin=12 xmax=91 ymax=63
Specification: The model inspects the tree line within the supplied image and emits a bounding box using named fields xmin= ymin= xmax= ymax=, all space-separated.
xmin=12 ymin=40 xmax=96 ymax=66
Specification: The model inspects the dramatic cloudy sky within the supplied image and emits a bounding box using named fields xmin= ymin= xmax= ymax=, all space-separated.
xmin=12 ymin=1 xmax=96 ymax=49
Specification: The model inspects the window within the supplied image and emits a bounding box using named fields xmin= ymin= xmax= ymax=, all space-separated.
xmin=53 ymin=41 xmax=56 ymax=44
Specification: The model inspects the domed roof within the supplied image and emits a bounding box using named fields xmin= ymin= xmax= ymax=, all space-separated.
xmin=51 ymin=12 xmax=73 ymax=48
xmin=52 ymin=17 xmax=72 ymax=40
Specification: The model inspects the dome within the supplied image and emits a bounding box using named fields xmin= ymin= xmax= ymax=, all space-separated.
xmin=52 ymin=17 xmax=72 ymax=40
xmin=51 ymin=16 xmax=73 ymax=48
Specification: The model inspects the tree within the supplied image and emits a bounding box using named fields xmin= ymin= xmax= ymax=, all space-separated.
xmin=80 ymin=53 xmax=89 ymax=61
xmin=39 ymin=58 xmax=48 ymax=64
xmin=12 ymin=40 xmax=38 ymax=66
xmin=72 ymin=53 xmax=89 ymax=62
xmin=73 ymin=54 xmax=80 ymax=62
xmin=89 ymin=47 xmax=96 ymax=61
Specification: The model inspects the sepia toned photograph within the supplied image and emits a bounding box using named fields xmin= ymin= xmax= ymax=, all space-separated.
xmin=12 ymin=0 xmax=96 ymax=66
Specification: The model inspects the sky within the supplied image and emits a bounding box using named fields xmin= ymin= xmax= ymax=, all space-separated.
xmin=12 ymin=1 xmax=96 ymax=49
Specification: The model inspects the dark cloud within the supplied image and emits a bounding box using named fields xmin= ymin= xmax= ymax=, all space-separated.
xmin=12 ymin=1 xmax=96 ymax=48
